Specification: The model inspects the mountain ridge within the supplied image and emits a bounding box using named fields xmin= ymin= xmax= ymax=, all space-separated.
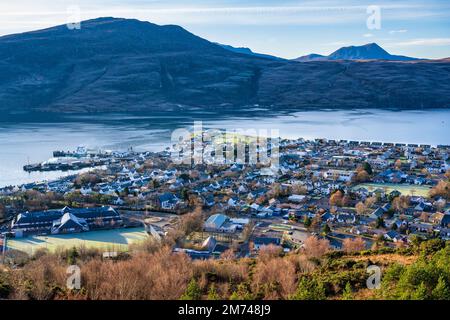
xmin=216 ymin=43 xmax=284 ymax=61
xmin=0 ymin=17 xmax=449 ymax=114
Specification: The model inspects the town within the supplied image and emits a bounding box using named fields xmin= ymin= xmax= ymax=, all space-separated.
xmin=1 ymin=136 xmax=449 ymax=260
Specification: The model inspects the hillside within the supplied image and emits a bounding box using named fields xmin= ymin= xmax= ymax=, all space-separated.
xmin=1 ymin=236 xmax=449 ymax=300
xmin=0 ymin=18 xmax=449 ymax=113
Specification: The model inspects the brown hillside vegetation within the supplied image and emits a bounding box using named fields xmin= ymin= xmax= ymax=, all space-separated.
xmin=0 ymin=237 xmax=449 ymax=300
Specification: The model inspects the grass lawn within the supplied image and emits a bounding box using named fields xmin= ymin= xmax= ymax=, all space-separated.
xmin=7 ymin=227 xmax=148 ymax=255
xmin=269 ymin=224 xmax=293 ymax=231
xmin=355 ymin=183 xmax=431 ymax=197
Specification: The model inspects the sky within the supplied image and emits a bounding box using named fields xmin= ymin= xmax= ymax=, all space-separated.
xmin=0 ymin=0 xmax=449 ymax=59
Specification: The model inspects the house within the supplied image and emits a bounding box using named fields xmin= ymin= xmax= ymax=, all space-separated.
xmin=253 ymin=237 xmax=281 ymax=250
xmin=384 ymin=230 xmax=402 ymax=242
xmin=158 ymin=193 xmax=179 ymax=210
xmin=321 ymin=211 xmax=334 ymax=222
xmin=202 ymin=236 xmax=217 ymax=252
xmin=288 ymin=194 xmax=307 ymax=203
xmin=203 ymin=194 xmax=216 ymax=207
xmin=369 ymin=207 xmax=385 ymax=220
xmin=80 ymin=186 xmax=93 ymax=196
xmin=204 ymin=214 xmax=241 ymax=233
xmin=227 ymin=197 xmax=239 ymax=207
xmin=354 ymin=187 xmax=369 ymax=198
xmin=113 ymin=197 xmax=125 ymax=206
xmin=439 ymin=213 xmax=450 ymax=227
xmin=336 ymin=213 xmax=356 ymax=224
xmin=324 ymin=170 xmax=355 ymax=182
xmin=409 ymin=222 xmax=435 ymax=234
xmin=414 ymin=202 xmax=433 ymax=212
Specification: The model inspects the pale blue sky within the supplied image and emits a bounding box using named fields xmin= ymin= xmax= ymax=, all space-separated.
xmin=1 ymin=0 xmax=449 ymax=58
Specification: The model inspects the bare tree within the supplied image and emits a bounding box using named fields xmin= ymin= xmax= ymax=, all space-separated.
xmin=303 ymin=236 xmax=330 ymax=259
xmin=342 ymin=237 xmax=366 ymax=254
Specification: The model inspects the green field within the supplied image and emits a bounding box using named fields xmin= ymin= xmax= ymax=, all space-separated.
xmin=355 ymin=183 xmax=431 ymax=197
xmin=7 ymin=227 xmax=148 ymax=255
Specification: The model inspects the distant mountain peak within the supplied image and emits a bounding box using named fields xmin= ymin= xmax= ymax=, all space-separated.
xmin=295 ymin=43 xmax=417 ymax=62
xmin=216 ymin=43 xmax=284 ymax=61
xmin=329 ymin=42 xmax=389 ymax=60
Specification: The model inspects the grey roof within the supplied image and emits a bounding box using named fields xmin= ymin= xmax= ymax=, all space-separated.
xmin=13 ymin=206 xmax=120 ymax=229
xmin=205 ymin=214 xmax=228 ymax=229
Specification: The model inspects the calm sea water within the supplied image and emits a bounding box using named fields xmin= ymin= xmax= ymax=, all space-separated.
xmin=0 ymin=109 xmax=449 ymax=187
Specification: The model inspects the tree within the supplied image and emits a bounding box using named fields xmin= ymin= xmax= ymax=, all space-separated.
xmin=181 ymin=188 xmax=189 ymax=201
xmin=303 ymin=236 xmax=330 ymax=259
xmin=67 ymin=247 xmax=79 ymax=265
xmin=364 ymin=196 xmax=377 ymax=208
xmin=411 ymin=282 xmax=428 ymax=300
xmin=330 ymin=191 xmax=344 ymax=206
xmin=309 ymin=214 xmax=322 ymax=232
xmin=362 ymin=162 xmax=373 ymax=175
xmin=445 ymin=169 xmax=450 ymax=180
xmin=321 ymin=224 xmax=331 ymax=235
xmin=181 ymin=278 xmax=202 ymax=300
xmin=329 ymin=190 xmax=344 ymax=207
xmin=342 ymin=282 xmax=353 ymax=300
xmin=229 ymin=283 xmax=253 ymax=300
xmin=429 ymin=180 xmax=450 ymax=200
xmin=355 ymin=202 xmax=367 ymax=215
xmin=258 ymin=244 xmax=283 ymax=262
xmin=342 ymin=238 xmax=366 ymax=253
xmin=419 ymin=212 xmax=429 ymax=223
xmin=356 ymin=170 xmax=369 ymax=183
xmin=292 ymin=277 xmax=326 ymax=300
xmin=392 ymin=196 xmax=410 ymax=213
xmin=432 ymin=276 xmax=450 ymax=300
xmin=375 ymin=217 xmax=385 ymax=228
xmin=303 ymin=216 xmax=312 ymax=227
xmin=207 ymin=284 xmax=220 ymax=300
xmin=0 ymin=203 xmax=5 ymax=220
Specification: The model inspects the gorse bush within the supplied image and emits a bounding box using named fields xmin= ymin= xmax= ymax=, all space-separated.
xmin=380 ymin=244 xmax=450 ymax=300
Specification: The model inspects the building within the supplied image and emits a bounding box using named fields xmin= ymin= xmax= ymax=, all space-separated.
xmin=158 ymin=193 xmax=180 ymax=210
xmin=253 ymin=237 xmax=281 ymax=250
xmin=324 ymin=169 xmax=355 ymax=182
xmin=288 ymin=194 xmax=307 ymax=203
xmin=204 ymin=214 xmax=247 ymax=233
xmin=11 ymin=206 xmax=122 ymax=236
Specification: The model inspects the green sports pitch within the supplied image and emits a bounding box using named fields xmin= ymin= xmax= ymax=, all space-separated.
xmin=7 ymin=227 xmax=148 ymax=255
xmin=354 ymin=183 xmax=431 ymax=197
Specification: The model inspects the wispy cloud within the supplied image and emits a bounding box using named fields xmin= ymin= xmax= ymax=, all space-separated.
xmin=363 ymin=33 xmax=373 ymax=38
xmin=0 ymin=2 xmax=439 ymax=28
xmin=389 ymin=29 xmax=407 ymax=34
xmin=394 ymin=38 xmax=450 ymax=46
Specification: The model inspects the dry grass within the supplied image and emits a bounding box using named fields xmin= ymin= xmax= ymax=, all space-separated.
xmin=351 ymin=253 xmax=417 ymax=266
